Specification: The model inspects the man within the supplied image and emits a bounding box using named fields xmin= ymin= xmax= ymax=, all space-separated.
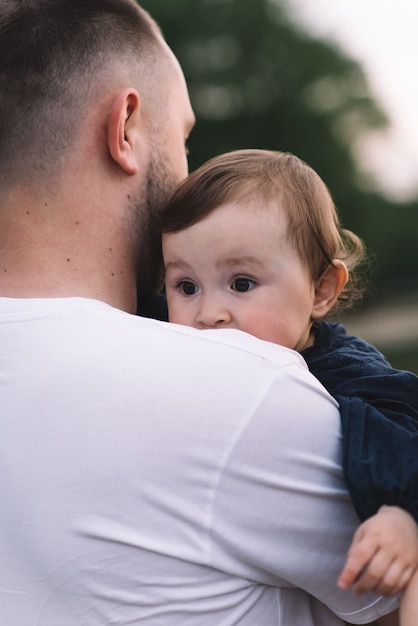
xmin=0 ymin=1 xmax=398 ymax=624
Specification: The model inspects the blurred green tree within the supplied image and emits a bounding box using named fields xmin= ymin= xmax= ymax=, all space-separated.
xmin=140 ymin=0 xmax=418 ymax=297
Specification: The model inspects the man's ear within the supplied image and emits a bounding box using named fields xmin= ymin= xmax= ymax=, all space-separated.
xmin=311 ymin=260 xmax=348 ymax=320
xmin=107 ymin=89 xmax=142 ymax=175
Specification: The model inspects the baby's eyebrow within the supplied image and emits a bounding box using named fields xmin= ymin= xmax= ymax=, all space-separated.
xmin=164 ymin=259 xmax=192 ymax=271
xmin=220 ymin=256 xmax=265 ymax=270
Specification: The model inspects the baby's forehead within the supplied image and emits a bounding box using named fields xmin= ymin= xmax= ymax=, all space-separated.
xmin=212 ymin=192 xmax=288 ymax=225
xmin=200 ymin=200 xmax=290 ymax=247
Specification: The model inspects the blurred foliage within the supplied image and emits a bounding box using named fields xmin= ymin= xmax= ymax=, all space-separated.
xmin=140 ymin=0 xmax=418 ymax=298
xmin=384 ymin=343 xmax=418 ymax=375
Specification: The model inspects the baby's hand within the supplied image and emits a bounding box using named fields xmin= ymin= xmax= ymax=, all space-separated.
xmin=338 ymin=506 xmax=418 ymax=596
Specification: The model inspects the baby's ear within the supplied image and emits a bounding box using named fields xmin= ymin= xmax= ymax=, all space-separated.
xmin=311 ymin=260 xmax=348 ymax=319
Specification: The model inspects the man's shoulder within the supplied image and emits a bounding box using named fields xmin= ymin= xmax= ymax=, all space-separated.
xmin=76 ymin=299 xmax=306 ymax=371
xmin=90 ymin=303 xmax=322 ymax=401
xmin=160 ymin=322 xmax=308 ymax=368
xmin=4 ymin=296 xmax=316 ymax=395
xmin=1 ymin=296 xmax=313 ymax=380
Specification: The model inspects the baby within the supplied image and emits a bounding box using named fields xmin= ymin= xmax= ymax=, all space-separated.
xmin=146 ymin=149 xmax=418 ymax=623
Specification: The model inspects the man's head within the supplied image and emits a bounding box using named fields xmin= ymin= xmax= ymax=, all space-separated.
xmin=0 ymin=0 xmax=194 ymax=308
xmin=0 ymin=0 xmax=155 ymax=185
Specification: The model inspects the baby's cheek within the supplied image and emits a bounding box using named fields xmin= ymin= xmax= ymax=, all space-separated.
xmin=170 ymin=305 xmax=197 ymax=329
xmin=240 ymin=315 xmax=275 ymax=344
xmin=253 ymin=316 xmax=292 ymax=348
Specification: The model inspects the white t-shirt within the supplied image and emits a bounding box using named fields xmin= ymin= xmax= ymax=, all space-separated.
xmin=0 ymin=297 xmax=397 ymax=625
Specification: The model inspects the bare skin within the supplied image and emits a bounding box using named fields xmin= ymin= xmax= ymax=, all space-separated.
xmin=400 ymin=569 xmax=418 ymax=626
xmin=339 ymin=506 xmax=418 ymax=596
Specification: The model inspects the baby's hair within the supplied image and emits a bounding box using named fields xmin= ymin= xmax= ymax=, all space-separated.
xmin=160 ymin=149 xmax=367 ymax=314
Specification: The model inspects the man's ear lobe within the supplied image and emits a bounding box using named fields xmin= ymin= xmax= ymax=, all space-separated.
xmin=311 ymin=260 xmax=348 ymax=320
xmin=107 ymin=89 xmax=142 ymax=175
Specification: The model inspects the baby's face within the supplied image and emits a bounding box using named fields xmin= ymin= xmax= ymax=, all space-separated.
xmin=162 ymin=201 xmax=317 ymax=351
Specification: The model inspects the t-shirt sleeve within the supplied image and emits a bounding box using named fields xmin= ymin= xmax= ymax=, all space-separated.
xmin=208 ymin=363 xmax=399 ymax=623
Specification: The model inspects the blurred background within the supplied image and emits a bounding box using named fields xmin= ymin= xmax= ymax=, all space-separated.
xmin=140 ymin=0 xmax=418 ymax=373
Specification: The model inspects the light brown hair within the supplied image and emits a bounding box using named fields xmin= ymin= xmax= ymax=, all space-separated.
xmin=0 ymin=0 xmax=163 ymax=188
xmin=160 ymin=149 xmax=367 ymax=313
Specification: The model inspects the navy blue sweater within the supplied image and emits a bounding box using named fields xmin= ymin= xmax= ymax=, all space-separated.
xmin=302 ymin=321 xmax=418 ymax=522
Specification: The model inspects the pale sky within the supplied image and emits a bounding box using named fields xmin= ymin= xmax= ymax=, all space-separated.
xmin=284 ymin=0 xmax=418 ymax=200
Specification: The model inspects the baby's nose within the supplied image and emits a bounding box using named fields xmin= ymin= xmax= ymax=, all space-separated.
xmin=196 ymin=298 xmax=232 ymax=328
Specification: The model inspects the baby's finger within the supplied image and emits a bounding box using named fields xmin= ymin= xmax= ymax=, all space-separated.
xmin=374 ymin=562 xmax=416 ymax=596
xmin=337 ymin=557 xmax=363 ymax=590
xmin=338 ymin=540 xmax=377 ymax=590
xmin=397 ymin=565 xmax=417 ymax=591
xmin=352 ymin=551 xmax=392 ymax=595
xmin=372 ymin=560 xmax=404 ymax=596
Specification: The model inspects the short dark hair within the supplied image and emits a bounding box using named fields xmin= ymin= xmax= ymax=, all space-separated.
xmin=0 ymin=0 xmax=163 ymax=186
xmin=160 ymin=149 xmax=367 ymax=313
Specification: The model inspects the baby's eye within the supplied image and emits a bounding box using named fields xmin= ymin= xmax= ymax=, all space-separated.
xmin=231 ymin=277 xmax=255 ymax=292
xmin=178 ymin=280 xmax=198 ymax=296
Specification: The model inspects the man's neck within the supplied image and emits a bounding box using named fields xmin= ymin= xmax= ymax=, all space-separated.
xmin=0 ymin=256 xmax=137 ymax=313
xmin=0 ymin=167 xmax=141 ymax=313
xmin=0 ymin=227 xmax=138 ymax=314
